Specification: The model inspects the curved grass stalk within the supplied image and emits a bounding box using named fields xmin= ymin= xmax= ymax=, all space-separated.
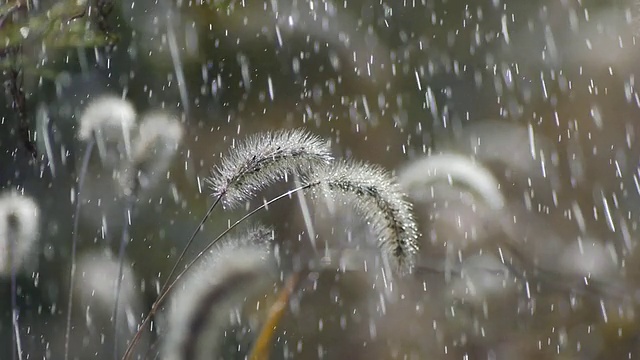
xmin=154 ymin=194 xmax=221 ymax=313
xmin=164 ymin=128 xmax=330 ymax=295
xmin=125 ymin=160 xmax=419 ymax=357
xmin=124 ymin=156 xmax=416 ymax=358
xmin=135 ymin=128 xmax=331 ymax=356
xmin=121 ymin=184 xmax=312 ymax=360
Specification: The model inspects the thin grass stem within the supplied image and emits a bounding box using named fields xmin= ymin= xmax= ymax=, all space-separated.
xmin=64 ymin=139 xmax=95 ymax=360
xmin=112 ymin=194 xmax=135 ymax=359
xmin=10 ymin=234 xmax=20 ymax=360
xmin=162 ymin=195 xmax=222 ymax=292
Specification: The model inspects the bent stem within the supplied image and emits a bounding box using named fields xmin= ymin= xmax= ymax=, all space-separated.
xmin=161 ymin=194 xmax=222 ymax=293
xmin=122 ymin=195 xmax=223 ymax=357
xmin=248 ymin=272 xmax=301 ymax=360
xmin=64 ymin=139 xmax=95 ymax=360
xmin=122 ymin=184 xmax=313 ymax=360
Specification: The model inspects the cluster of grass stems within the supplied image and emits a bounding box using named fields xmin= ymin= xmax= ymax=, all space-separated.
xmin=3 ymin=99 xmax=633 ymax=359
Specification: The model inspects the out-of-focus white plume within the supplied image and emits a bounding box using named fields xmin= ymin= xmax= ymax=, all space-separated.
xmin=0 ymin=191 xmax=40 ymax=276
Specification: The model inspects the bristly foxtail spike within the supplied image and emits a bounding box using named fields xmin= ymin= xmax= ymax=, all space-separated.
xmin=207 ymin=128 xmax=333 ymax=208
xmin=158 ymin=128 xmax=326 ymax=320
xmin=303 ymin=160 xmax=420 ymax=275
xmin=161 ymin=223 xmax=277 ymax=360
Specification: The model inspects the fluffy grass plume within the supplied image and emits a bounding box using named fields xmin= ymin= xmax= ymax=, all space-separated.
xmin=0 ymin=191 xmax=39 ymax=360
xmin=121 ymin=111 xmax=184 ymax=195
xmin=208 ymin=128 xmax=332 ymax=207
xmin=74 ymin=251 xmax=146 ymax=358
xmin=398 ymin=153 xmax=505 ymax=210
xmin=77 ymin=95 xmax=137 ymax=161
xmin=0 ymin=191 xmax=40 ymax=276
xmin=162 ymin=224 xmax=276 ymax=360
xmin=304 ymin=161 xmax=419 ymax=274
